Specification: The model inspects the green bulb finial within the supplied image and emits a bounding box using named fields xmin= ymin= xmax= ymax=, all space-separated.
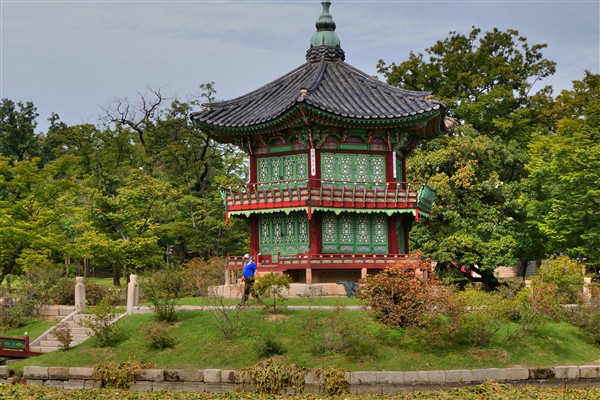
xmin=310 ymin=0 xmax=341 ymax=48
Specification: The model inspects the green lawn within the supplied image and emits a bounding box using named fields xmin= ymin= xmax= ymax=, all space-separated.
xmin=0 ymin=319 xmax=55 ymax=340
xmin=10 ymin=308 xmax=600 ymax=372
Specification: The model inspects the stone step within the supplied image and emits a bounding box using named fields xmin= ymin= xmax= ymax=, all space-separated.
xmin=72 ymin=314 xmax=94 ymax=322
xmin=30 ymin=346 xmax=59 ymax=353
xmin=39 ymin=340 xmax=61 ymax=347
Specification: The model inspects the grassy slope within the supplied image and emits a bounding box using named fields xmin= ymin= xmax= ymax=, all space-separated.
xmin=11 ymin=308 xmax=600 ymax=371
xmin=0 ymin=320 xmax=55 ymax=340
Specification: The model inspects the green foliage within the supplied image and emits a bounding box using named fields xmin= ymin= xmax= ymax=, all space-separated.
xmin=357 ymin=260 xmax=448 ymax=327
xmin=78 ymin=298 xmax=123 ymax=347
xmin=254 ymin=273 xmax=290 ymax=312
xmin=445 ymin=287 xmax=509 ymax=346
xmin=378 ymin=27 xmax=556 ymax=142
xmin=570 ymin=299 xmax=600 ymax=345
xmin=378 ymin=27 xmax=559 ymax=275
xmin=408 ymin=128 xmax=530 ymax=272
xmin=143 ymin=321 xmax=176 ymax=350
xmin=48 ymin=279 xmax=125 ymax=306
xmin=302 ymin=306 xmax=375 ymax=358
xmin=242 ymin=357 xmax=306 ymax=395
xmin=315 ymin=365 xmax=349 ymax=396
xmin=536 ymin=256 xmax=584 ymax=304
xmin=0 ymin=155 xmax=78 ymax=284
xmin=18 ymin=263 xmax=63 ymax=303
xmin=498 ymin=283 xmax=560 ymax=339
xmin=53 ymin=322 xmax=73 ymax=350
xmin=0 ymin=98 xmax=39 ymax=162
xmin=255 ymin=331 xmax=286 ymax=358
xmin=0 ymin=294 xmax=36 ymax=329
xmin=526 ymin=73 xmax=600 ymax=263
xmin=140 ymin=265 xmax=184 ymax=322
xmin=93 ymin=360 xmax=155 ymax=389
xmin=181 ymin=257 xmax=226 ymax=297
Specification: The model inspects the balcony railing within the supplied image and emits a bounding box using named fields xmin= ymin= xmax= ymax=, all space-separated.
xmin=219 ymin=179 xmax=436 ymax=214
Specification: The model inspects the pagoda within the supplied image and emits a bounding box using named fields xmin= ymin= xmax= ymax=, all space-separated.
xmin=191 ymin=1 xmax=453 ymax=285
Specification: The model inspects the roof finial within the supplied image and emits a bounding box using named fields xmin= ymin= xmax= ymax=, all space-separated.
xmin=307 ymin=0 xmax=345 ymax=62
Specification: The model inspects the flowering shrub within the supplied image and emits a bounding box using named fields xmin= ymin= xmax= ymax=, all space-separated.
xmin=357 ymin=259 xmax=447 ymax=328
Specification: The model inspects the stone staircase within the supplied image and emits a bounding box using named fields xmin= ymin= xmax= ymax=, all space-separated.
xmin=30 ymin=313 xmax=94 ymax=353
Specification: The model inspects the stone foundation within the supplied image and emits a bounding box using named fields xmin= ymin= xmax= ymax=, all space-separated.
xmin=3 ymin=365 xmax=597 ymax=394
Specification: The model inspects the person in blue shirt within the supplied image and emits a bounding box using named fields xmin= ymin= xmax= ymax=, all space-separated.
xmin=240 ymin=253 xmax=259 ymax=305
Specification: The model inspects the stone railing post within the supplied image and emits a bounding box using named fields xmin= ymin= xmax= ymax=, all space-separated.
xmin=583 ymin=277 xmax=592 ymax=305
xmin=74 ymin=276 xmax=86 ymax=314
xmin=127 ymin=274 xmax=139 ymax=315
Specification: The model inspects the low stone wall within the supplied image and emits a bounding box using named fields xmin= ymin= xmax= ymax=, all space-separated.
xmin=1 ymin=365 xmax=598 ymax=394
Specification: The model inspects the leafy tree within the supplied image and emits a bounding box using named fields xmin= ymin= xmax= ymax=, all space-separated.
xmin=254 ymin=273 xmax=290 ymax=312
xmin=378 ymin=27 xmax=557 ymax=281
xmin=0 ymin=155 xmax=78 ymax=284
xmin=377 ymin=27 xmax=556 ymax=143
xmin=526 ymin=72 xmax=600 ymax=263
xmin=0 ymin=99 xmax=40 ymax=161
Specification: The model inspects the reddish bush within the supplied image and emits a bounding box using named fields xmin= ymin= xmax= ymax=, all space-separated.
xmin=357 ymin=259 xmax=448 ymax=328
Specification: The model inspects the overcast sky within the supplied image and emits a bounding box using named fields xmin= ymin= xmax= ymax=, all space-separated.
xmin=1 ymin=0 xmax=598 ymax=132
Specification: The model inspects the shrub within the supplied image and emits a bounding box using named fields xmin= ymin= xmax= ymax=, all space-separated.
xmin=143 ymin=321 xmax=176 ymax=350
xmin=181 ymin=257 xmax=226 ymax=297
xmin=78 ymin=298 xmax=123 ymax=347
xmin=140 ymin=265 xmax=184 ymax=322
xmin=53 ymin=322 xmax=73 ymax=350
xmin=93 ymin=360 xmax=155 ymax=389
xmin=48 ymin=279 xmax=125 ymax=306
xmin=315 ymin=366 xmax=349 ymax=396
xmin=357 ymin=260 xmax=448 ymax=327
xmin=0 ymin=294 xmax=36 ymax=329
xmin=255 ymin=331 xmax=286 ymax=358
xmin=254 ymin=273 xmax=290 ymax=312
xmin=569 ymin=298 xmax=600 ymax=345
xmin=536 ymin=256 xmax=584 ymax=304
xmin=445 ymin=287 xmax=509 ymax=346
xmin=242 ymin=357 xmax=306 ymax=394
xmin=303 ymin=306 xmax=375 ymax=357
xmin=19 ymin=263 xmax=63 ymax=304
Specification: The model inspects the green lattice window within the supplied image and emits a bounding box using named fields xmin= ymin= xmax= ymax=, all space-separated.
xmin=257 ymin=154 xmax=308 ymax=186
xmin=322 ymin=212 xmax=388 ymax=254
xmin=397 ymin=217 xmax=406 ymax=254
xmin=321 ymin=153 xmax=386 ymax=187
xmin=258 ymin=212 xmax=309 ymax=257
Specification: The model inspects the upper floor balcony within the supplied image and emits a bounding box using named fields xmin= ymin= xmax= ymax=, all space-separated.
xmin=219 ymin=179 xmax=436 ymax=218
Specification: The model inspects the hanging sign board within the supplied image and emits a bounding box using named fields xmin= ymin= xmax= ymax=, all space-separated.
xmin=310 ymin=148 xmax=316 ymax=176
xmin=392 ymin=151 xmax=397 ymax=179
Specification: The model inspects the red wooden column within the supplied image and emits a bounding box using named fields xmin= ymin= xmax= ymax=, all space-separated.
xmin=250 ymin=154 xmax=257 ymax=184
xmin=248 ymin=152 xmax=259 ymax=256
xmin=249 ymin=214 xmax=260 ymax=256
xmin=308 ymin=147 xmax=322 ymax=255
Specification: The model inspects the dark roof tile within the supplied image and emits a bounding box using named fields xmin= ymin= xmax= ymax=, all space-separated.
xmin=191 ymin=58 xmax=444 ymax=129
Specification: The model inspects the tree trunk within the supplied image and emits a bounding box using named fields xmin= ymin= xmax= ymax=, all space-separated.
xmin=113 ymin=265 xmax=121 ymax=287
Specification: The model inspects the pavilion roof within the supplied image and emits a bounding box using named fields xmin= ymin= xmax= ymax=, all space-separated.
xmin=190 ymin=1 xmax=451 ymax=141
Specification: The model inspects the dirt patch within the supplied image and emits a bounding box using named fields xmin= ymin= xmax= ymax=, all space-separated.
xmin=266 ymin=314 xmax=289 ymax=322
xmin=468 ymin=348 xmax=509 ymax=363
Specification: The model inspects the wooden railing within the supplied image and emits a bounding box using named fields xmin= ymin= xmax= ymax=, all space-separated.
xmin=0 ymin=335 xmax=42 ymax=358
xmin=219 ymin=179 xmax=435 ymax=213
xmin=226 ymin=253 xmax=420 ymax=271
